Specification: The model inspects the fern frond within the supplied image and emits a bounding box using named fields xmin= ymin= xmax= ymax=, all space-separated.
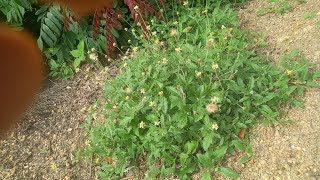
xmin=36 ymin=5 xmax=64 ymax=50
xmin=0 ymin=0 xmax=27 ymax=25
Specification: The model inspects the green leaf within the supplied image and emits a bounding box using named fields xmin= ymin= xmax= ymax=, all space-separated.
xmin=111 ymin=27 xmax=120 ymax=38
xmin=73 ymin=58 xmax=82 ymax=69
xmin=232 ymin=140 xmax=244 ymax=151
xmin=197 ymin=153 xmax=213 ymax=167
xmin=35 ymin=6 xmax=48 ymax=15
xmin=42 ymin=24 xmax=57 ymax=43
xmin=146 ymin=114 xmax=157 ymax=121
xmin=37 ymin=37 xmax=43 ymax=51
xmin=40 ymin=30 xmax=54 ymax=47
xmin=179 ymin=153 xmax=188 ymax=165
xmin=238 ymin=154 xmax=251 ymax=164
xmin=306 ymin=82 xmax=320 ymax=88
xmin=213 ymin=146 xmax=228 ymax=159
xmin=201 ymin=170 xmax=211 ymax=180
xmin=202 ymin=136 xmax=212 ymax=151
xmin=185 ymin=141 xmax=198 ymax=154
xmin=219 ymin=167 xmax=240 ymax=178
xmin=77 ymin=40 xmax=84 ymax=53
xmin=70 ymin=50 xmax=81 ymax=58
xmin=44 ymin=18 xmax=61 ymax=35
xmin=148 ymin=166 xmax=160 ymax=177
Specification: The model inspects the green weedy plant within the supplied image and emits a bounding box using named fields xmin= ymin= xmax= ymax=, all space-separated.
xmin=81 ymin=2 xmax=320 ymax=179
xmin=257 ymin=0 xmax=306 ymax=15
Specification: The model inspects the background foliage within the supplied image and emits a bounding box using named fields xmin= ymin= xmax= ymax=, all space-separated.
xmin=0 ymin=0 xmax=170 ymax=78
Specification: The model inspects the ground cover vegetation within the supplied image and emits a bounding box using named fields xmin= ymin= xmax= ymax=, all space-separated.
xmin=79 ymin=0 xmax=320 ymax=179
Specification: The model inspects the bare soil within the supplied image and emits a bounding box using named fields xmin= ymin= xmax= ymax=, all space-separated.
xmin=0 ymin=0 xmax=319 ymax=180
xmin=0 ymin=65 xmax=113 ymax=180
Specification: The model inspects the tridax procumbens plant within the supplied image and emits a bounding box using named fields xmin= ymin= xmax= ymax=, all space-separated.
xmin=80 ymin=1 xmax=320 ymax=179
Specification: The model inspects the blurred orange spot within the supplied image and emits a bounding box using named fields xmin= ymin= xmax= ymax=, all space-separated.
xmin=41 ymin=0 xmax=114 ymax=16
xmin=0 ymin=24 xmax=43 ymax=136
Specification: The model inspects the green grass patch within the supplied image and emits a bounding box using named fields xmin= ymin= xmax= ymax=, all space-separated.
xmin=304 ymin=11 xmax=317 ymax=19
xmin=79 ymin=2 xmax=320 ymax=179
xmin=257 ymin=0 xmax=306 ymax=15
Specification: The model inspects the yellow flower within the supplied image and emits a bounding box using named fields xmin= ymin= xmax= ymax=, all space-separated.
xmin=85 ymin=140 xmax=91 ymax=146
xmin=206 ymin=104 xmax=219 ymax=113
xmin=149 ymin=101 xmax=155 ymax=107
xmin=92 ymin=113 xmax=97 ymax=120
xmin=195 ymin=71 xmax=202 ymax=78
xmin=132 ymin=47 xmax=138 ymax=52
xmin=212 ymin=63 xmax=219 ymax=70
xmin=211 ymin=96 xmax=219 ymax=103
xmin=174 ymin=21 xmax=178 ymax=25
xmin=221 ymin=25 xmax=226 ymax=29
xmin=91 ymin=48 xmax=95 ymax=52
xmin=134 ymin=5 xmax=139 ymax=10
xmin=139 ymin=121 xmax=145 ymax=128
xmin=162 ymin=58 xmax=168 ymax=64
xmin=158 ymin=91 xmax=164 ymax=96
xmin=202 ymin=9 xmax=208 ymax=14
xmin=175 ymin=47 xmax=182 ymax=53
xmin=212 ymin=123 xmax=219 ymax=130
xmin=154 ymin=121 xmax=160 ymax=126
xmin=50 ymin=163 xmax=57 ymax=170
xmin=285 ymin=69 xmax=293 ymax=75
xmin=125 ymin=96 xmax=130 ymax=100
xmin=183 ymin=1 xmax=188 ymax=6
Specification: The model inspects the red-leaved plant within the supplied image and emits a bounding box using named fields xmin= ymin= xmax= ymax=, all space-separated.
xmin=63 ymin=0 xmax=167 ymax=57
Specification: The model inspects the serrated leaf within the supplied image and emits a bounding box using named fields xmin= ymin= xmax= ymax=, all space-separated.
xmin=219 ymin=168 xmax=240 ymax=178
xmin=232 ymin=140 xmax=244 ymax=151
xmin=213 ymin=146 xmax=228 ymax=159
xmin=238 ymin=154 xmax=251 ymax=164
xmin=197 ymin=153 xmax=213 ymax=167
xmin=185 ymin=141 xmax=198 ymax=154
xmin=201 ymin=170 xmax=211 ymax=180
xmin=202 ymin=136 xmax=212 ymax=151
